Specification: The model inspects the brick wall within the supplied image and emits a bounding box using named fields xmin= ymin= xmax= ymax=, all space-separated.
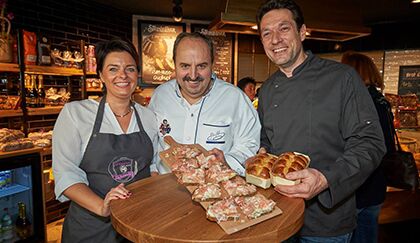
xmin=8 ymin=0 xmax=132 ymax=45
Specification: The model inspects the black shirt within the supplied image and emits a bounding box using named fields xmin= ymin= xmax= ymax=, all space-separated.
xmin=258 ymin=51 xmax=386 ymax=236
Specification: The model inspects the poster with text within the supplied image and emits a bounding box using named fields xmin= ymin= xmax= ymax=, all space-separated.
xmin=398 ymin=65 xmax=420 ymax=100
xmin=139 ymin=21 xmax=185 ymax=85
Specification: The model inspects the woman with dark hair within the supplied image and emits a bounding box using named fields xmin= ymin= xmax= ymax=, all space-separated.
xmin=342 ymin=51 xmax=395 ymax=243
xmin=52 ymin=38 xmax=159 ymax=242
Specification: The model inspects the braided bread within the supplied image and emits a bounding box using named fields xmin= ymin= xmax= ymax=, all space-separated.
xmin=245 ymin=153 xmax=277 ymax=188
xmin=271 ymin=152 xmax=310 ymax=186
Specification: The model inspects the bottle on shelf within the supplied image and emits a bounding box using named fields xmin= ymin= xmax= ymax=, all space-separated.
xmin=15 ymin=202 xmax=32 ymax=240
xmin=37 ymin=75 xmax=45 ymax=107
xmin=3 ymin=170 xmax=12 ymax=188
xmin=1 ymin=208 xmax=14 ymax=241
xmin=27 ymin=75 xmax=39 ymax=108
xmin=24 ymin=74 xmax=31 ymax=98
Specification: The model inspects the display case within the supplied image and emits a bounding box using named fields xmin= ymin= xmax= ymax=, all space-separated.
xmin=0 ymin=150 xmax=45 ymax=242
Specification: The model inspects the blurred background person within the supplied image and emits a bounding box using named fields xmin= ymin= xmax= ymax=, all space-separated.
xmin=53 ymin=38 xmax=159 ymax=242
xmin=342 ymin=51 xmax=395 ymax=243
xmin=237 ymin=76 xmax=257 ymax=101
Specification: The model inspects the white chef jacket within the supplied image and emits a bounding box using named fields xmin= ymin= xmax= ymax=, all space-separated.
xmin=52 ymin=99 xmax=159 ymax=202
xmin=148 ymin=76 xmax=261 ymax=176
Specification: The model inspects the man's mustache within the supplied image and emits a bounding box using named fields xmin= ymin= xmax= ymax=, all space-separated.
xmin=183 ymin=75 xmax=205 ymax=82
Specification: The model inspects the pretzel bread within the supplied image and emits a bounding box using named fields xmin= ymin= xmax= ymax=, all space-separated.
xmin=271 ymin=152 xmax=310 ymax=186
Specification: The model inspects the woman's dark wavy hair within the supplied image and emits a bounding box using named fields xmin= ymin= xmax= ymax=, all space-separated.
xmin=256 ymin=0 xmax=305 ymax=33
xmin=95 ymin=38 xmax=140 ymax=75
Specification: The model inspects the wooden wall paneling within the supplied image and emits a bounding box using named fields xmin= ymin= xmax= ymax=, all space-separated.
xmin=238 ymin=53 xmax=253 ymax=81
xmin=254 ymin=54 xmax=269 ymax=83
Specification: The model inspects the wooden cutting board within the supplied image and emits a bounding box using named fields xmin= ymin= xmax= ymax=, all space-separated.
xmin=159 ymin=136 xmax=283 ymax=235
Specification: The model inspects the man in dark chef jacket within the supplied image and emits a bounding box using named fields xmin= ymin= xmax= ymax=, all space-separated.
xmin=52 ymin=38 xmax=159 ymax=242
xmin=256 ymin=0 xmax=386 ymax=242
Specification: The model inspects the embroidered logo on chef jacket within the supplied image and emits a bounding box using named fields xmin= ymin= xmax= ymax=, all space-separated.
xmin=159 ymin=119 xmax=171 ymax=135
xmin=206 ymin=131 xmax=226 ymax=144
xmin=108 ymin=157 xmax=138 ymax=183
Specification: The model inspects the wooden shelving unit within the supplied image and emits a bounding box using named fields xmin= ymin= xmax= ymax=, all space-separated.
xmin=86 ymin=88 xmax=101 ymax=92
xmin=0 ymin=109 xmax=23 ymax=117
xmin=0 ymin=147 xmax=43 ymax=159
xmin=0 ymin=63 xmax=19 ymax=72
xmin=25 ymin=65 xmax=84 ymax=76
xmin=27 ymin=106 xmax=63 ymax=116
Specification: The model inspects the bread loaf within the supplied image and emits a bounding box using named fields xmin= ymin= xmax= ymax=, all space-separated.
xmin=245 ymin=153 xmax=277 ymax=189
xmin=271 ymin=152 xmax=310 ymax=186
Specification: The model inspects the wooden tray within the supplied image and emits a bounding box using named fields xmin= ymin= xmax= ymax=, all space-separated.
xmin=159 ymin=136 xmax=283 ymax=235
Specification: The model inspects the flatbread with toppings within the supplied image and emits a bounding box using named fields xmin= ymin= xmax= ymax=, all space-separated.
xmin=206 ymin=198 xmax=241 ymax=222
xmin=192 ymin=183 xmax=222 ymax=202
xmin=221 ymin=176 xmax=257 ymax=197
xmin=234 ymin=194 xmax=276 ymax=219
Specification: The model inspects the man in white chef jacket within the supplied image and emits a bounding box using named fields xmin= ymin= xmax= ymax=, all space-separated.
xmin=148 ymin=32 xmax=261 ymax=176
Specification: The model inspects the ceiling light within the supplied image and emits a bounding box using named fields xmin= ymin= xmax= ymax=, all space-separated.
xmin=251 ymin=25 xmax=258 ymax=30
xmin=411 ymin=0 xmax=420 ymax=3
xmin=173 ymin=0 xmax=183 ymax=22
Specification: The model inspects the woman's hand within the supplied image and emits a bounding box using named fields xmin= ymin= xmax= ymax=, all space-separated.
xmin=100 ymin=183 xmax=132 ymax=217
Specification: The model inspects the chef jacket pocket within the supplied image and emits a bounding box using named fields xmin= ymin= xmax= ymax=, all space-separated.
xmin=202 ymin=123 xmax=230 ymax=145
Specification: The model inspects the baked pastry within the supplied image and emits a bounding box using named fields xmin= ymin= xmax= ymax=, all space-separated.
xmin=172 ymin=146 xmax=202 ymax=159
xmin=192 ymin=183 xmax=222 ymax=202
xmin=205 ymin=164 xmax=237 ymax=183
xmin=221 ymin=176 xmax=257 ymax=197
xmin=178 ymin=167 xmax=205 ymax=185
xmin=271 ymin=152 xmax=310 ymax=186
xmin=245 ymin=153 xmax=277 ymax=189
xmin=206 ymin=198 xmax=241 ymax=222
xmin=234 ymin=194 xmax=276 ymax=219
xmin=196 ymin=154 xmax=224 ymax=169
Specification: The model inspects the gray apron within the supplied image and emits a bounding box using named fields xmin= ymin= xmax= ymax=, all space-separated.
xmin=62 ymin=97 xmax=153 ymax=243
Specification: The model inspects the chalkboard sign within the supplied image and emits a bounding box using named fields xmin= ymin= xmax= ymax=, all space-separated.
xmin=398 ymin=65 xmax=420 ymax=99
xmin=138 ymin=20 xmax=186 ymax=85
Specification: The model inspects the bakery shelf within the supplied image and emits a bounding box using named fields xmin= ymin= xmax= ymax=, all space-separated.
xmin=0 ymin=147 xmax=43 ymax=159
xmin=41 ymin=147 xmax=52 ymax=155
xmin=27 ymin=106 xmax=63 ymax=116
xmin=0 ymin=184 xmax=31 ymax=198
xmin=0 ymin=109 xmax=23 ymax=117
xmin=86 ymin=88 xmax=102 ymax=92
xmin=0 ymin=63 xmax=19 ymax=72
xmin=25 ymin=65 xmax=84 ymax=76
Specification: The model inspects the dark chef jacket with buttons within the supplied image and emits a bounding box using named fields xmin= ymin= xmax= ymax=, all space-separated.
xmin=257 ymin=51 xmax=386 ymax=237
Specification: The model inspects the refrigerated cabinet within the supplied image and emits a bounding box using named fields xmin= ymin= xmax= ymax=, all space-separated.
xmin=0 ymin=150 xmax=45 ymax=242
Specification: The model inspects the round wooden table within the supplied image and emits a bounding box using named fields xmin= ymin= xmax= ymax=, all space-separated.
xmin=110 ymin=174 xmax=305 ymax=243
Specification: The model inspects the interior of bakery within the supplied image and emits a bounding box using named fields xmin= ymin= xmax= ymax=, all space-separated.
xmin=0 ymin=0 xmax=419 ymax=242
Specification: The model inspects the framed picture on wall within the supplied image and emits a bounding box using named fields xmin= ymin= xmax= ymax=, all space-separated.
xmin=138 ymin=20 xmax=186 ymax=85
xmin=191 ymin=24 xmax=233 ymax=83
xmin=398 ymin=65 xmax=420 ymax=99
